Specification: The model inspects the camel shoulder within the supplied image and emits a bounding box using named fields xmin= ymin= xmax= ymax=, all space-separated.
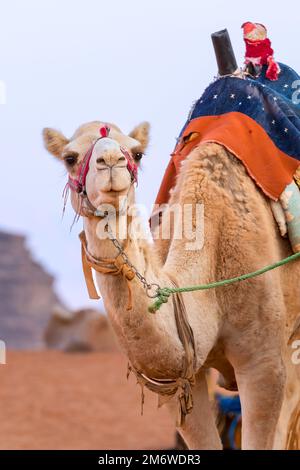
xmin=175 ymin=142 xmax=262 ymax=218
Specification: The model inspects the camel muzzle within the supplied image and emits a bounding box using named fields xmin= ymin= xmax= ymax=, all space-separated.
xmin=66 ymin=125 xmax=138 ymax=218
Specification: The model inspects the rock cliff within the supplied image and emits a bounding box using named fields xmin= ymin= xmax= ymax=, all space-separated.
xmin=0 ymin=230 xmax=61 ymax=348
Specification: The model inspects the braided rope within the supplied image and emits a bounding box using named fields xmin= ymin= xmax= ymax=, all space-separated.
xmin=148 ymin=251 xmax=300 ymax=313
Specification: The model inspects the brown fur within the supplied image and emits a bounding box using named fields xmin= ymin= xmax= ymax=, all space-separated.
xmin=43 ymin=128 xmax=69 ymax=159
xmin=129 ymin=121 xmax=150 ymax=151
xmin=44 ymin=122 xmax=300 ymax=449
xmin=286 ymin=401 xmax=300 ymax=449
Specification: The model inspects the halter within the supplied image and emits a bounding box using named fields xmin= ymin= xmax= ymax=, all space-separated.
xmin=67 ymin=127 xmax=196 ymax=426
xmin=66 ymin=125 xmax=138 ymax=217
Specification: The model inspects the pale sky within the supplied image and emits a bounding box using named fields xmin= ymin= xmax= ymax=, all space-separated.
xmin=0 ymin=0 xmax=299 ymax=309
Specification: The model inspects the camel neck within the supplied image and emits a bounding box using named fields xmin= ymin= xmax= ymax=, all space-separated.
xmin=82 ymin=214 xmax=185 ymax=378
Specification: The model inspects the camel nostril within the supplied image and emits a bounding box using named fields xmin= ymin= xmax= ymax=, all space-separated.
xmin=96 ymin=155 xmax=126 ymax=167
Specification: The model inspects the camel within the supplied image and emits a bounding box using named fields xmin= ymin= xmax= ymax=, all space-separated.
xmin=43 ymin=120 xmax=300 ymax=449
xmin=45 ymin=306 xmax=118 ymax=353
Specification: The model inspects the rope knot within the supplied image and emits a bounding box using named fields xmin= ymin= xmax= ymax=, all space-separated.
xmin=123 ymin=265 xmax=135 ymax=281
xmin=148 ymin=288 xmax=172 ymax=313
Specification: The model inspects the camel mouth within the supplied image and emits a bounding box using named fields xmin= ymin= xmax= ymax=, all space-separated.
xmin=90 ymin=187 xmax=131 ymax=209
xmin=97 ymin=184 xmax=130 ymax=195
xmin=85 ymin=172 xmax=131 ymax=196
xmin=99 ymin=189 xmax=126 ymax=196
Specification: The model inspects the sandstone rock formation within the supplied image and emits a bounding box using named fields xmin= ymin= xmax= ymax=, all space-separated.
xmin=44 ymin=306 xmax=119 ymax=352
xmin=0 ymin=230 xmax=61 ymax=348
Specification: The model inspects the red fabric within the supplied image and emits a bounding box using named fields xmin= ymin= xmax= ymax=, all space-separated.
xmin=266 ymin=56 xmax=280 ymax=81
xmin=120 ymin=147 xmax=138 ymax=183
xmin=154 ymin=112 xmax=300 ymax=207
xmin=244 ymin=38 xmax=274 ymax=65
xmin=242 ymin=22 xmax=256 ymax=36
xmin=68 ymin=143 xmax=95 ymax=193
xmin=244 ymin=37 xmax=280 ymax=80
xmin=99 ymin=125 xmax=110 ymax=138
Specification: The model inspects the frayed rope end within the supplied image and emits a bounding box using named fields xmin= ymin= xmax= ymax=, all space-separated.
xmin=148 ymin=288 xmax=172 ymax=313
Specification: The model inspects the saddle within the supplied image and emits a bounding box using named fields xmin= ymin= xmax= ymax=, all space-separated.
xmin=154 ymin=62 xmax=300 ymax=253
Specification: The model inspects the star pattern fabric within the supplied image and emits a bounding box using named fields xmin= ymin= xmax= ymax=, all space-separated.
xmin=155 ymin=63 xmax=300 ymax=205
xmin=180 ymin=63 xmax=300 ymax=159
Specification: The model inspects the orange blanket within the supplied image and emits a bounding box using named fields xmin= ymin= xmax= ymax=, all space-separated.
xmin=155 ymin=112 xmax=300 ymax=206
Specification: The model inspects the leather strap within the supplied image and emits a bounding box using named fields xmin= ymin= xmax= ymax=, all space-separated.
xmin=79 ymin=231 xmax=135 ymax=309
xmin=79 ymin=230 xmax=196 ymax=426
xmin=80 ymin=232 xmax=100 ymax=300
xmin=128 ymin=277 xmax=196 ymax=428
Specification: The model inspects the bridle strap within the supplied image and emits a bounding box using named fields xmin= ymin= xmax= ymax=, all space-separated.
xmin=79 ymin=230 xmax=135 ymax=309
xmin=68 ymin=126 xmax=137 ymax=194
xmin=67 ymin=126 xmax=138 ymax=218
xmin=128 ymin=276 xmax=196 ymax=427
xmin=80 ymin=231 xmax=101 ymax=300
xmin=68 ymin=143 xmax=95 ymax=194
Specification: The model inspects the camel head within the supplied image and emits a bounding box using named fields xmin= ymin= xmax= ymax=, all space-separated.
xmin=43 ymin=121 xmax=150 ymax=212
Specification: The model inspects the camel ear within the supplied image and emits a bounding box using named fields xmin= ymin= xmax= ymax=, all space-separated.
xmin=43 ymin=128 xmax=69 ymax=159
xmin=129 ymin=122 xmax=150 ymax=152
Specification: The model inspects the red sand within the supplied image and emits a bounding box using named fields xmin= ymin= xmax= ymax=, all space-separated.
xmin=0 ymin=351 xmax=175 ymax=450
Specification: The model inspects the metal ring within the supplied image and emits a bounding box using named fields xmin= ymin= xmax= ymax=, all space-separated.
xmin=145 ymin=283 xmax=161 ymax=298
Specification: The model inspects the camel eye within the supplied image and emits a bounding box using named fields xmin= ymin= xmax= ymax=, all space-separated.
xmin=64 ymin=153 xmax=78 ymax=166
xmin=134 ymin=152 xmax=144 ymax=162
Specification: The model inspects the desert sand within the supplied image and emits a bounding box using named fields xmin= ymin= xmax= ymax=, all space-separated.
xmin=0 ymin=351 xmax=175 ymax=450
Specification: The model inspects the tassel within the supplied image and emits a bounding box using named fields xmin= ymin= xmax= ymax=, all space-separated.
xmin=266 ymin=56 xmax=280 ymax=81
xmin=62 ymin=183 xmax=70 ymax=219
xmin=99 ymin=125 xmax=110 ymax=138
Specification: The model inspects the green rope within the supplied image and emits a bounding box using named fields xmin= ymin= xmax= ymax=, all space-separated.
xmin=148 ymin=251 xmax=300 ymax=313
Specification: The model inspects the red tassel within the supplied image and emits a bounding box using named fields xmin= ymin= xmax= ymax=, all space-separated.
xmin=99 ymin=125 xmax=110 ymax=138
xmin=266 ymin=56 xmax=280 ymax=81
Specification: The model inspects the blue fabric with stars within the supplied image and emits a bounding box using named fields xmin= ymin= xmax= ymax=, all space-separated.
xmin=180 ymin=63 xmax=300 ymax=161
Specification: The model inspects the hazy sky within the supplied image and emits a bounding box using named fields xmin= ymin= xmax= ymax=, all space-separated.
xmin=1 ymin=0 xmax=299 ymax=309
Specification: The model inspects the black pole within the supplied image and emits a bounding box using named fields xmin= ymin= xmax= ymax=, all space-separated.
xmin=211 ymin=29 xmax=238 ymax=76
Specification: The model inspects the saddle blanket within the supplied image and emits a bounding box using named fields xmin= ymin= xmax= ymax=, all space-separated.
xmin=156 ymin=63 xmax=300 ymax=205
xmin=154 ymin=63 xmax=300 ymax=251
